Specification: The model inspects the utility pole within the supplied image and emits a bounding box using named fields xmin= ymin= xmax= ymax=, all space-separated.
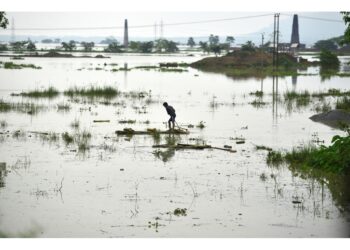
xmin=276 ymin=13 xmax=280 ymax=69
xmin=272 ymin=13 xmax=280 ymax=71
xmin=261 ymin=32 xmax=264 ymax=67
xmin=154 ymin=22 xmax=158 ymax=41
xmin=11 ymin=18 xmax=15 ymax=43
xmin=160 ymin=19 xmax=164 ymax=39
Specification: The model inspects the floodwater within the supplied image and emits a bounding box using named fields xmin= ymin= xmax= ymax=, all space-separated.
xmin=0 ymin=53 xmax=350 ymax=237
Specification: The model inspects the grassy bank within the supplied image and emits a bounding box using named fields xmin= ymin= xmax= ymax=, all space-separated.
xmin=267 ymin=132 xmax=350 ymax=174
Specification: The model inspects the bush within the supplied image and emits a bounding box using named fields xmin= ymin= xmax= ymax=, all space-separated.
xmin=319 ymin=49 xmax=340 ymax=68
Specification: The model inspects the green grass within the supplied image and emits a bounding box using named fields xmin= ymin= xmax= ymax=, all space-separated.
xmin=250 ymin=99 xmax=268 ymax=108
xmin=266 ymin=133 xmax=350 ymax=174
xmin=3 ymin=62 xmax=42 ymax=69
xmin=196 ymin=121 xmax=205 ymax=129
xmin=62 ymin=132 xmax=74 ymax=145
xmin=336 ymin=96 xmax=350 ymax=111
xmin=267 ymin=150 xmax=283 ymax=166
xmin=249 ymin=91 xmax=264 ymax=97
xmin=0 ymin=99 xmax=43 ymax=114
xmin=16 ymin=87 xmax=59 ymax=98
xmin=64 ymin=86 xmax=120 ymax=99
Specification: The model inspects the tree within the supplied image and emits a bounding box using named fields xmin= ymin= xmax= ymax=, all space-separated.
xmin=0 ymin=44 xmax=8 ymax=51
xmin=319 ymin=49 xmax=340 ymax=68
xmin=209 ymin=34 xmax=219 ymax=46
xmin=199 ymin=41 xmax=209 ymax=54
xmin=341 ymin=12 xmax=350 ymax=45
xmin=314 ymin=39 xmax=337 ymax=50
xmin=155 ymin=39 xmax=179 ymax=53
xmin=226 ymin=36 xmax=235 ymax=45
xmin=11 ymin=41 xmax=28 ymax=51
xmin=104 ymin=42 xmax=123 ymax=52
xmin=139 ymin=41 xmax=153 ymax=53
xmin=187 ymin=37 xmax=195 ymax=47
xmin=0 ymin=12 xmax=8 ymax=29
xmin=241 ymin=41 xmax=256 ymax=52
xmin=61 ymin=40 xmax=76 ymax=51
xmin=27 ymin=41 xmax=36 ymax=51
xmin=81 ymin=42 xmax=94 ymax=52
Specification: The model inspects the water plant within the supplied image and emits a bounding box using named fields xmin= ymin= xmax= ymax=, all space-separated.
xmin=15 ymin=87 xmax=59 ymax=98
xmin=3 ymin=62 xmax=42 ymax=69
xmin=64 ymin=86 xmax=120 ymax=99
xmin=197 ymin=121 xmax=205 ymax=129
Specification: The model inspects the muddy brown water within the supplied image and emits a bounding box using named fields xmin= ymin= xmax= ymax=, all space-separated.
xmin=0 ymin=53 xmax=349 ymax=237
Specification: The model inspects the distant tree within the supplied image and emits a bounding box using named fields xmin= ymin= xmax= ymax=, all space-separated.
xmin=0 ymin=44 xmax=8 ymax=51
xmin=155 ymin=39 xmax=178 ymax=53
xmin=11 ymin=41 xmax=28 ymax=51
xmin=341 ymin=12 xmax=350 ymax=45
xmin=187 ymin=37 xmax=196 ymax=47
xmin=61 ymin=40 xmax=76 ymax=51
xmin=129 ymin=41 xmax=139 ymax=51
xmin=27 ymin=41 xmax=36 ymax=51
xmin=209 ymin=34 xmax=220 ymax=46
xmin=139 ymin=41 xmax=154 ymax=53
xmin=226 ymin=36 xmax=235 ymax=45
xmin=100 ymin=36 xmax=118 ymax=45
xmin=314 ymin=40 xmax=337 ymax=50
xmin=54 ymin=38 xmax=61 ymax=43
xmin=42 ymin=39 xmax=53 ymax=43
xmin=241 ymin=40 xmax=256 ymax=52
xmin=211 ymin=45 xmax=222 ymax=56
xmin=104 ymin=42 xmax=123 ymax=52
xmin=68 ymin=40 xmax=76 ymax=51
xmin=0 ymin=12 xmax=8 ymax=29
xmin=319 ymin=49 xmax=340 ymax=68
xmin=199 ymin=41 xmax=209 ymax=54
xmin=81 ymin=42 xmax=94 ymax=52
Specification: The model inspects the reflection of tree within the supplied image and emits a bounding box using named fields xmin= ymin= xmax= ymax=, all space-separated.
xmin=0 ymin=163 xmax=6 ymax=188
xmin=288 ymin=166 xmax=350 ymax=213
xmin=153 ymin=134 xmax=181 ymax=163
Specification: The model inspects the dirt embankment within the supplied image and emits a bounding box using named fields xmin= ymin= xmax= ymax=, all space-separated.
xmin=190 ymin=51 xmax=317 ymax=70
xmin=310 ymin=109 xmax=350 ymax=128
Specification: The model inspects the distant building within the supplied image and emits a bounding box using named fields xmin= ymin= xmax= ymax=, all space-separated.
xmin=290 ymin=14 xmax=305 ymax=50
xmin=123 ymin=19 xmax=129 ymax=49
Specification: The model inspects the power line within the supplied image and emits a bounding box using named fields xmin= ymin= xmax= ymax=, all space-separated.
xmin=280 ymin=14 xmax=343 ymax=23
xmin=6 ymin=13 xmax=274 ymax=31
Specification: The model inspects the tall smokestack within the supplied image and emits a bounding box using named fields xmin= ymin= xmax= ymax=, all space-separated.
xmin=290 ymin=14 xmax=300 ymax=44
xmin=123 ymin=19 xmax=129 ymax=48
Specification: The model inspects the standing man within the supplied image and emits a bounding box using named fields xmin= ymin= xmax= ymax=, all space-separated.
xmin=163 ymin=102 xmax=176 ymax=130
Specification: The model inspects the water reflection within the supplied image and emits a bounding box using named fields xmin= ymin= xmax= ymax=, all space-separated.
xmin=0 ymin=163 xmax=6 ymax=188
xmin=272 ymin=75 xmax=279 ymax=124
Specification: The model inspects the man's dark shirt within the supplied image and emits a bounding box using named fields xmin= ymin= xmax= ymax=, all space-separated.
xmin=166 ymin=105 xmax=176 ymax=117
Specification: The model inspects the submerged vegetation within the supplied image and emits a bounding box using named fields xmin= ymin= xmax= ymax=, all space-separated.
xmin=13 ymin=87 xmax=59 ymax=99
xmin=64 ymin=86 xmax=120 ymax=99
xmin=2 ymin=62 xmax=42 ymax=69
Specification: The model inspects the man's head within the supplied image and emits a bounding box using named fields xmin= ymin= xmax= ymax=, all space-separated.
xmin=163 ymin=102 xmax=168 ymax=107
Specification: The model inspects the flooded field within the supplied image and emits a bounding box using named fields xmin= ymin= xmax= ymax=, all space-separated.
xmin=0 ymin=53 xmax=350 ymax=237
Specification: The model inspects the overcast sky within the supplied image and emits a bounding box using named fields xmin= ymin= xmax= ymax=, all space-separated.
xmin=0 ymin=12 xmax=346 ymax=44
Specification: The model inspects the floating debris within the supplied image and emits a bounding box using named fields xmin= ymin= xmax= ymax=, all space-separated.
xmin=93 ymin=120 xmax=110 ymax=123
